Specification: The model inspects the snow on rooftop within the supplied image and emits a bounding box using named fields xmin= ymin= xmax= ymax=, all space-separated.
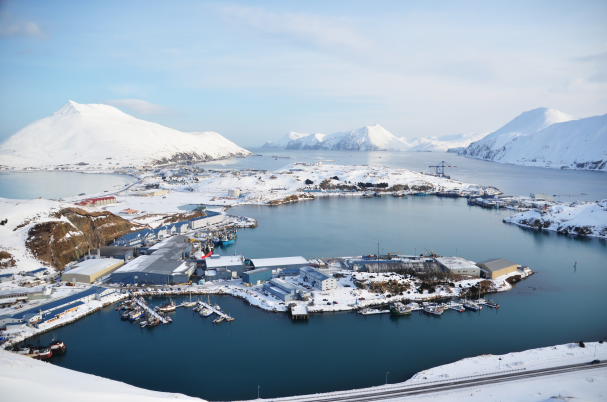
xmin=67 ymin=259 xmax=122 ymax=276
xmin=436 ymin=257 xmax=478 ymax=270
xmin=204 ymin=255 xmax=244 ymax=268
xmin=251 ymin=256 xmax=308 ymax=267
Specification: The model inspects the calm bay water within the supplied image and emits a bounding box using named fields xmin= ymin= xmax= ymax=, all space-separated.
xmin=0 ymin=171 xmax=135 ymax=200
xmin=32 ymin=196 xmax=607 ymax=401
xmin=8 ymin=151 xmax=606 ymax=400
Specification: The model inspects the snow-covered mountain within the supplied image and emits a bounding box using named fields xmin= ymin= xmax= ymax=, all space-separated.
xmin=408 ymin=132 xmax=489 ymax=152
xmin=455 ymin=107 xmax=607 ymax=170
xmin=263 ymin=124 xmax=409 ymax=151
xmin=455 ymin=108 xmax=577 ymax=160
xmin=0 ymin=101 xmax=252 ymax=168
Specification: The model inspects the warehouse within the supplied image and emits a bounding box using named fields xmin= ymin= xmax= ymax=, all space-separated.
xmin=300 ymin=266 xmax=337 ymax=291
xmin=136 ymin=189 xmax=169 ymax=197
xmin=90 ymin=246 xmax=135 ymax=262
xmin=111 ymin=235 xmax=195 ymax=285
xmin=263 ymin=278 xmax=311 ymax=302
xmin=250 ymin=256 xmax=309 ymax=271
xmin=437 ymin=257 xmax=481 ymax=277
xmin=0 ymin=286 xmax=51 ymax=301
xmin=26 ymin=268 xmax=49 ymax=278
xmin=0 ymin=273 xmax=14 ymax=283
xmin=476 ymin=258 xmax=518 ymax=279
xmin=204 ymin=255 xmax=245 ymax=280
xmin=63 ymin=259 xmax=124 ymax=284
xmin=242 ymin=268 xmax=272 ymax=286
xmin=189 ymin=211 xmax=224 ymax=229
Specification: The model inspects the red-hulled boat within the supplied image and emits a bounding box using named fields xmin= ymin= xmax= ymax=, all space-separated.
xmin=50 ymin=338 xmax=66 ymax=354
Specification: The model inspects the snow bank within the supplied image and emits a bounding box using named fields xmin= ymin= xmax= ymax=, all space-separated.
xmin=504 ymin=200 xmax=607 ymax=238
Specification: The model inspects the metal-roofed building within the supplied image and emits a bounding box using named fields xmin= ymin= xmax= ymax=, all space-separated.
xmin=0 ymin=286 xmax=49 ymax=301
xmin=476 ymin=258 xmax=518 ymax=279
xmin=300 ymin=266 xmax=337 ymax=291
xmin=111 ymin=235 xmax=195 ymax=285
xmin=242 ymin=268 xmax=272 ymax=286
xmin=437 ymin=257 xmax=481 ymax=277
xmin=63 ymin=259 xmax=125 ymax=284
xmin=90 ymin=246 xmax=135 ymax=262
xmin=263 ymin=278 xmax=311 ymax=302
xmin=26 ymin=268 xmax=49 ymax=278
xmin=250 ymin=256 xmax=309 ymax=271
xmin=204 ymin=255 xmax=245 ymax=280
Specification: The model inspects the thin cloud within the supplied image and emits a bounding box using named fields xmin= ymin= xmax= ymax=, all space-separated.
xmin=219 ymin=5 xmax=372 ymax=52
xmin=103 ymin=99 xmax=177 ymax=115
xmin=574 ymin=51 xmax=607 ymax=83
xmin=0 ymin=21 xmax=46 ymax=39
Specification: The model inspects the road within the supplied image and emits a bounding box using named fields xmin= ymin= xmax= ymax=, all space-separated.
xmin=263 ymin=361 xmax=607 ymax=402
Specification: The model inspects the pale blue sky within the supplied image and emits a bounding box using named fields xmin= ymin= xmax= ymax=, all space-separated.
xmin=0 ymin=0 xmax=605 ymax=146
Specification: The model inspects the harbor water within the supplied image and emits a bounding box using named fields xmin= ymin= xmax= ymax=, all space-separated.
xmin=32 ymin=196 xmax=607 ymax=401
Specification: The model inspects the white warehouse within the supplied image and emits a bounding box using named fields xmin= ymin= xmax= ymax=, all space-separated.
xmin=300 ymin=266 xmax=337 ymax=291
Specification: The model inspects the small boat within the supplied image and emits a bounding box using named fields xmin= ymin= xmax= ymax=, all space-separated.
xmin=147 ymin=318 xmax=160 ymax=327
xmin=358 ymin=308 xmax=389 ymax=315
xmin=157 ymin=299 xmax=176 ymax=312
xmin=415 ymin=192 xmax=430 ymax=196
xmin=213 ymin=316 xmax=225 ymax=324
xmin=120 ymin=311 xmax=130 ymax=320
xmin=214 ymin=304 xmax=221 ymax=311
xmin=200 ymin=308 xmax=213 ymax=317
xmin=485 ymin=300 xmax=499 ymax=309
xmin=14 ymin=346 xmax=31 ymax=355
xmin=183 ymin=295 xmax=197 ymax=308
xmin=390 ymin=302 xmax=412 ymax=316
xmin=463 ymin=301 xmax=481 ymax=311
xmin=128 ymin=309 xmax=145 ymax=322
xmin=423 ymin=305 xmax=443 ymax=315
xmin=50 ymin=338 xmax=66 ymax=354
xmin=140 ymin=320 xmax=148 ymax=328
xmin=166 ymin=316 xmax=172 ymax=323
xmin=37 ymin=348 xmax=53 ymax=360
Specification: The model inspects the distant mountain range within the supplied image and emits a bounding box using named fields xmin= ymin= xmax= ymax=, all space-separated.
xmin=0 ymin=101 xmax=251 ymax=168
xmin=262 ymin=124 xmax=486 ymax=152
xmin=451 ymin=107 xmax=607 ymax=171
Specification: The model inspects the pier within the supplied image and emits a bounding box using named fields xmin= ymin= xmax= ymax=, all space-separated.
xmin=133 ymin=298 xmax=169 ymax=324
xmin=196 ymin=300 xmax=234 ymax=321
xmin=290 ymin=304 xmax=309 ymax=320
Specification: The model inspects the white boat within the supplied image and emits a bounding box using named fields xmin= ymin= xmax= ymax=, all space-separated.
xmin=423 ymin=305 xmax=443 ymax=316
xmin=200 ymin=308 xmax=213 ymax=317
xmin=358 ymin=308 xmax=390 ymax=315
xmin=213 ymin=316 xmax=225 ymax=324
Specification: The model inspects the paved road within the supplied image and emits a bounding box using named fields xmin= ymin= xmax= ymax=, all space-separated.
xmin=264 ymin=361 xmax=607 ymax=402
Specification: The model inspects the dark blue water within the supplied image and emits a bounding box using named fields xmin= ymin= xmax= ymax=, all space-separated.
xmin=33 ymin=196 xmax=607 ymax=401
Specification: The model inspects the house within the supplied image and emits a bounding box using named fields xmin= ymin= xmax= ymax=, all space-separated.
xmin=120 ymin=208 xmax=139 ymax=215
xmin=476 ymin=258 xmax=518 ymax=279
xmin=300 ymin=266 xmax=337 ymax=291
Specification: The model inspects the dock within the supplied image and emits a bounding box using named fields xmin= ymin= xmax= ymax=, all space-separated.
xmin=197 ymin=300 xmax=234 ymax=321
xmin=290 ymin=304 xmax=309 ymax=320
xmin=133 ymin=298 xmax=169 ymax=324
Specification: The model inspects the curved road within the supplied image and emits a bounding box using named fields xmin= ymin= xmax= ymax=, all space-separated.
xmin=263 ymin=361 xmax=607 ymax=402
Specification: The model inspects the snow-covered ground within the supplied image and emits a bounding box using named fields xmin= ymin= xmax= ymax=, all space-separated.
xmin=456 ymin=107 xmax=607 ymax=171
xmin=0 ymin=198 xmax=85 ymax=273
xmin=2 ymin=342 xmax=605 ymax=402
xmin=262 ymin=124 xmax=488 ymax=152
xmin=504 ymin=199 xmax=607 ymax=239
xmin=0 ymin=101 xmax=251 ymax=169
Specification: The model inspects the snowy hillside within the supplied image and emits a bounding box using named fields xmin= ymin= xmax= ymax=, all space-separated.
xmin=0 ymin=101 xmax=252 ymax=168
xmin=456 ymin=107 xmax=577 ymax=161
xmin=263 ymin=125 xmax=488 ymax=152
xmin=452 ymin=107 xmax=607 ymax=170
xmin=504 ymin=199 xmax=607 ymax=238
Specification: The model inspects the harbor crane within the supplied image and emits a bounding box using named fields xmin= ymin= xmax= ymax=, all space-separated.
xmin=428 ymin=161 xmax=456 ymax=178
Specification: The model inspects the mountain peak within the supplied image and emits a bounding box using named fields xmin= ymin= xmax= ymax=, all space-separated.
xmin=52 ymin=101 xmax=126 ymax=117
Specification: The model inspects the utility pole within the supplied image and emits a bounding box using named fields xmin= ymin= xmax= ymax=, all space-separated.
xmin=377 ymin=241 xmax=380 ymax=271
xmin=257 ymin=385 xmax=260 ymax=399
xmin=386 ymin=371 xmax=390 ymax=385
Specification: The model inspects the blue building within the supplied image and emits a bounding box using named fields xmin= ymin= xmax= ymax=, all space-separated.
xmin=242 ymin=268 xmax=272 ymax=286
xmin=263 ymin=278 xmax=311 ymax=302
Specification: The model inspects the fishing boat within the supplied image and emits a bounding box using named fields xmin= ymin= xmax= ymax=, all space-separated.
xmin=183 ymin=294 xmax=197 ymax=308
xmin=120 ymin=311 xmax=130 ymax=320
xmin=140 ymin=320 xmax=148 ymax=328
xmin=358 ymin=308 xmax=389 ymax=315
xmin=390 ymin=302 xmax=412 ymax=316
xmin=423 ymin=305 xmax=443 ymax=315
xmin=128 ymin=309 xmax=145 ymax=322
xmin=485 ymin=300 xmax=499 ymax=309
xmin=463 ymin=300 xmax=481 ymax=311
xmin=200 ymin=308 xmax=213 ymax=317
xmin=156 ymin=299 xmax=176 ymax=312
xmin=166 ymin=316 xmax=172 ymax=323
xmin=414 ymin=192 xmax=430 ymax=196
xmin=436 ymin=191 xmax=460 ymax=198
xmin=213 ymin=316 xmax=225 ymax=324
xmin=49 ymin=338 xmax=66 ymax=354
xmin=147 ymin=318 xmax=160 ymax=327
xmin=37 ymin=348 xmax=53 ymax=360
xmin=14 ymin=346 xmax=31 ymax=355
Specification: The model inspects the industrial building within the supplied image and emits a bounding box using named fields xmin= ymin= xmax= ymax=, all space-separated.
xmin=113 ymin=211 xmax=223 ymax=247
xmin=0 ymin=286 xmax=116 ymax=329
xmin=250 ymin=256 xmax=309 ymax=271
xmin=437 ymin=257 xmax=481 ymax=277
xmin=263 ymin=278 xmax=311 ymax=302
xmin=89 ymin=246 xmax=135 ymax=262
xmin=0 ymin=286 xmax=51 ymax=301
xmin=242 ymin=268 xmax=272 ymax=286
xmin=0 ymin=273 xmax=14 ymax=283
xmin=26 ymin=268 xmax=49 ymax=278
xmin=136 ymin=189 xmax=169 ymax=197
xmin=111 ymin=235 xmax=195 ymax=285
xmin=300 ymin=266 xmax=337 ymax=291
xmin=63 ymin=259 xmax=124 ymax=284
xmin=477 ymin=258 xmax=518 ymax=279
xmin=203 ymin=255 xmax=245 ymax=281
